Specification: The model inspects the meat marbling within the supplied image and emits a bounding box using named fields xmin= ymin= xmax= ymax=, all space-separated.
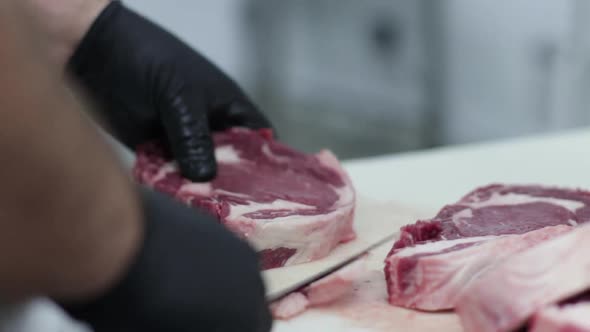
xmin=385 ymin=225 xmax=572 ymax=311
xmin=384 ymin=184 xmax=590 ymax=312
xmin=133 ymin=128 xmax=356 ymax=269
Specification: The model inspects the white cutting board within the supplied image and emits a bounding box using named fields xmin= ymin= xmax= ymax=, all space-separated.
xmin=272 ymin=239 xmax=463 ymax=332
xmin=263 ymin=197 xmax=431 ymax=300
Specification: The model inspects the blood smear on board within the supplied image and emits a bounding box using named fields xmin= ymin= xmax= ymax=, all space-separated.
xmin=316 ymin=270 xmax=463 ymax=332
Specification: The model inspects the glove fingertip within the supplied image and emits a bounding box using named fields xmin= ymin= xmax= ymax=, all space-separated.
xmin=178 ymin=156 xmax=217 ymax=182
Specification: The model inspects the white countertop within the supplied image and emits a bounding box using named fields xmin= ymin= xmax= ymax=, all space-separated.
xmin=343 ymin=127 xmax=590 ymax=209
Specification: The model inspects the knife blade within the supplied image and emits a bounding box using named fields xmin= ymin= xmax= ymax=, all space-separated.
xmin=266 ymin=233 xmax=396 ymax=302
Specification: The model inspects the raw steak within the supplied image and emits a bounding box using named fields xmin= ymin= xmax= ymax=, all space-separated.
xmin=134 ymin=128 xmax=356 ymax=269
xmin=270 ymin=257 xmax=368 ymax=320
xmin=391 ymin=184 xmax=590 ymax=252
xmin=385 ymin=225 xmax=572 ymax=311
xmin=385 ymin=184 xmax=590 ymax=310
xmin=456 ymin=223 xmax=590 ymax=332
xmin=270 ymin=292 xmax=310 ymax=320
xmin=530 ymin=303 xmax=590 ymax=332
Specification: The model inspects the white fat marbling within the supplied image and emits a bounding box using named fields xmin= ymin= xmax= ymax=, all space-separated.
xmin=394 ymin=235 xmax=500 ymax=258
xmin=451 ymin=209 xmax=474 ymax=227
xmin=150 ymin=162 xmax=177 ymax=184
xmin=466 ymin=192 xmax=584 ymax=212
xmin=215 ymin=145 xmax=241 ymax=164
xmin=214 ymin=190 xmax=252 ymax=199
xmin=226 ymin=199 xmax=317 ymax=221
xmin=231 ymin=180 xmax=356 ymax=266
xmin=262 ymin=143 xmax=290 ymax=163
xmin=178 ymin=182 xmax=212 ymax=196
xmin=456 ymin=224 xmax=590 ymax=332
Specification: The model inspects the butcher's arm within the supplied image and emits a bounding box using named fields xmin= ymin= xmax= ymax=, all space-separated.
xmin=0 ymin=1 xmax=141 ymax=301
xmin=9 ymin=3 xmax=272 ymax=330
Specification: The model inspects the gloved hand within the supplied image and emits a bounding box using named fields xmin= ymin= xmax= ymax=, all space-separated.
xmin=68 ymin=0 xmax=272 ymax=182
xmin=57 ymin=187 xmax=272 ymax=332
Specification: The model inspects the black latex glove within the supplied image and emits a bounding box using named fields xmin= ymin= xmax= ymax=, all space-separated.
xmin=68 ymin=1 xmax=272 ymax=182
xmin=57 ymin=187 xmax=272 ymax=332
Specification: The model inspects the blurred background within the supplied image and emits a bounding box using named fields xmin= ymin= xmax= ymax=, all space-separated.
xmin=125 ymin=0 xmax=590 ymax=160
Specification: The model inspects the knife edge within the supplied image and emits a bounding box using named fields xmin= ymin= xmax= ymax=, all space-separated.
xmin=266 ymin=234 xmax=395 ymax=302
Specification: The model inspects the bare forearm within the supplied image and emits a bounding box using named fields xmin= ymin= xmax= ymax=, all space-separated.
xmin=24 ymin=0 xmax=109 ymax=65
xmin=0 ymin=2 xmax=141 ymax=302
